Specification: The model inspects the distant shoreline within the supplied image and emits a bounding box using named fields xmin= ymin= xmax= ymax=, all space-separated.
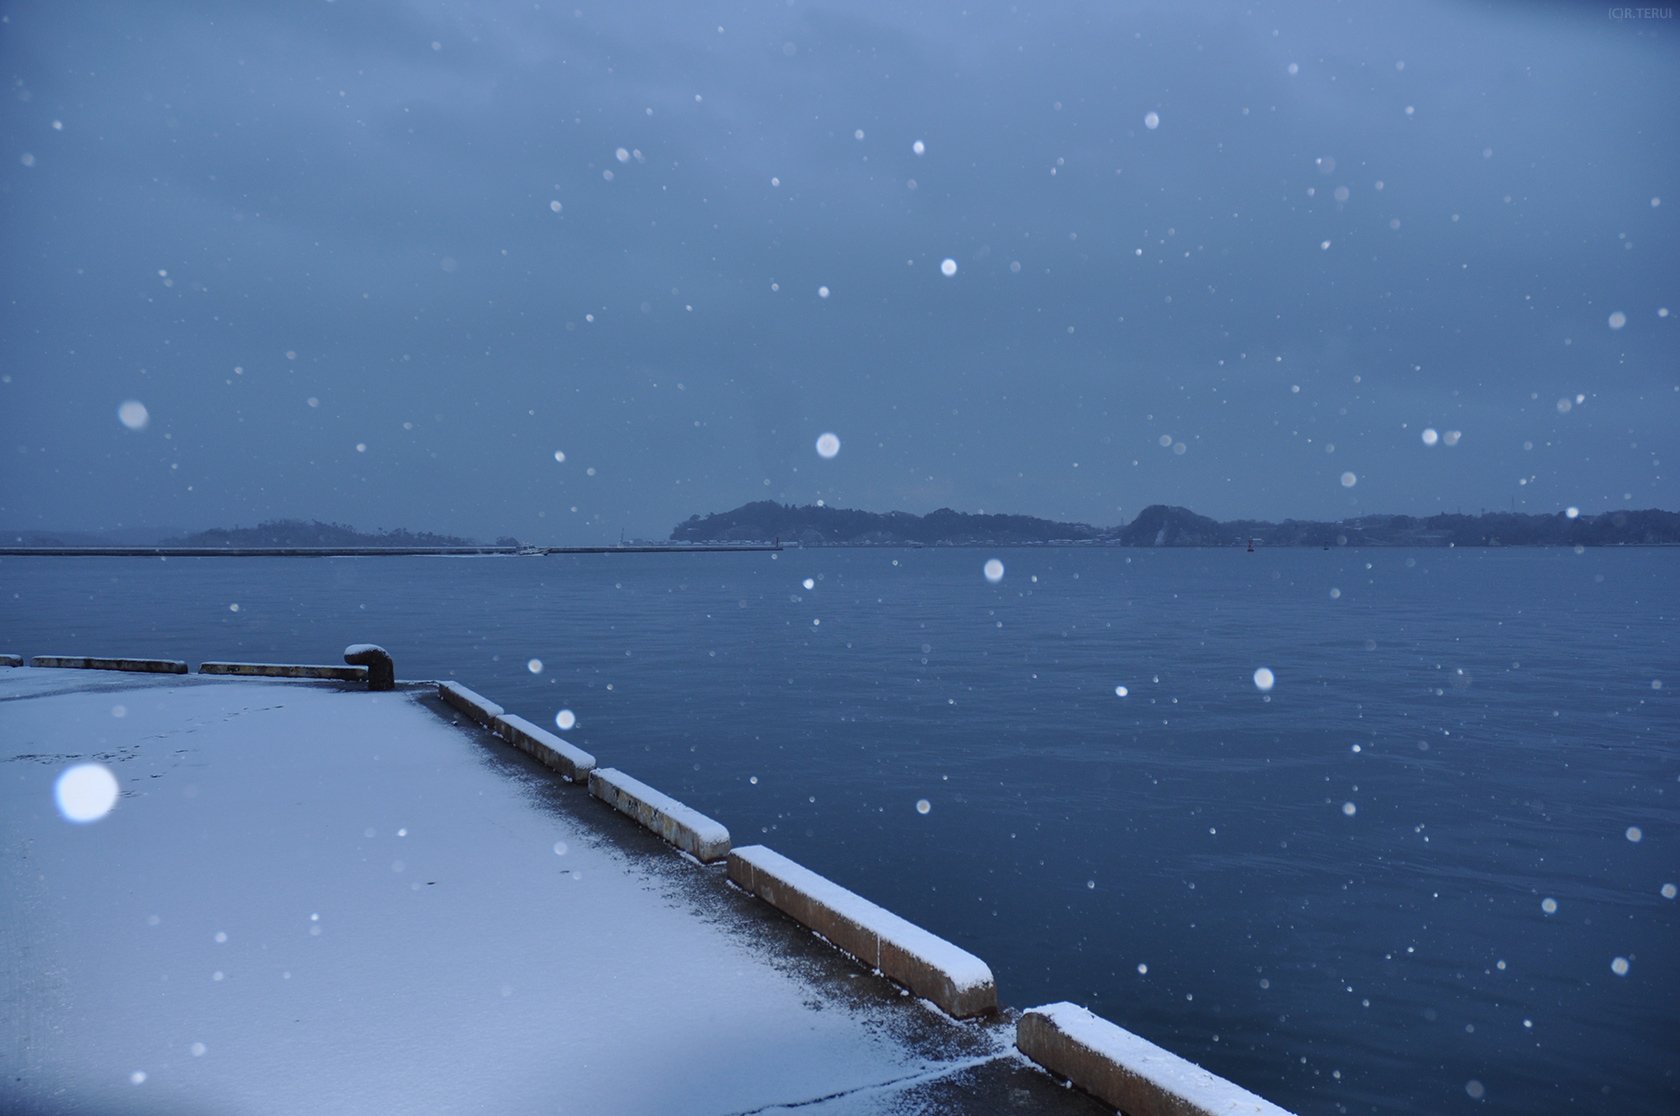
xmin=0 ymin=544 xmax=782 ymax=558
xmin=2 ymin=541 xmax=1675 ymax=557
xmin=9 ymin=504 xmax=1677 ymax=555
xmin=671 ymin=501 xmax=1680 ymax=549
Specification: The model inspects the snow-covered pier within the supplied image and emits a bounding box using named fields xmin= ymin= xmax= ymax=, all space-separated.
xmin=2 ymin=652 xmax=1294 ymax=1116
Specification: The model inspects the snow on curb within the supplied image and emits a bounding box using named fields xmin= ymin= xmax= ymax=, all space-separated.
xmin=727 ymin=844 xmax=997 ymax=1019
xmin=29 ymin=655 xmax=188 ymax=674
xmin=589 ymin=767 xmax=731 ymax=863
xmin=201 ymin=661 xmax=369 ymax=681
xmin=1017 ymin=1002 xmax=1297 ymax=1116
xmin=438 ymin=681 xmax=504 ymax=726
xmin=494 ymin=713 xmax=595 ymax=783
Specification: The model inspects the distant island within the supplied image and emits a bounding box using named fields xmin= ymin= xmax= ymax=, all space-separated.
xmin=159 ymin=520 xmax=513 ymax=548
xmin=6 ymin=520 xmax=514 ymax=549
xmin=671 ymin=501 xmax=1680 ymax=547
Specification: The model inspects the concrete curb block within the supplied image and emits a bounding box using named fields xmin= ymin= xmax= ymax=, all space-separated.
xmin=438 ymin=681 xmax=504 ymax=727
xmin=588 ymin=767 xmax=731 ymax=863
xmin=727 ymin=844 xmax=997 ymax=1019
xmin=0 ymin=654 xmax=21 ymax=667
xmin=200 ymin=661 xmax=369 ymax=681
xmin=1016 ymin=1003 xmax=1296 ymax=1116
xmin=29 ymin=655 xmax=188 ymax=674
xmin=494 ymin=714 xmax=595 ymax=783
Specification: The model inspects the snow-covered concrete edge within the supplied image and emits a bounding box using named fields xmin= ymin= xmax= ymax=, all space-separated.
xmin=439 ymin=685 xmax=596 ymax=784
xmin=29 ymin=655 xmax=188 ymax=674
xmin=439 ymin=680 xmax=504 ymax=726
xmin=493 ymin=713 xmax=595 ymax=783
xmin=1016 ymin=1002 xmax=1297 ymax=1116
xmin=588 ymin=767 xmax=731 ymax=863
xmin=728 ymin=844 xmax=997 ymax=1020
xmin=200 ymin=661 xmax=369 ymax=681
xmin=432 ymin=680 xmax=997 ymax=1022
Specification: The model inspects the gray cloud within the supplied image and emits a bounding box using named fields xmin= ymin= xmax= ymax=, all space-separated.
xmin=1 ymin=0 xmax=1675 ymax=540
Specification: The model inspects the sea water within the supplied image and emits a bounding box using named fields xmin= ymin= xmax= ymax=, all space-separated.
xmin=2 ymin=546 xmax=1674 ymax=1114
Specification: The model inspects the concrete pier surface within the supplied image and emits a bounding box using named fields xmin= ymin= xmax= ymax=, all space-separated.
xmin=1 ymin=667 xmax=1107 ymax=1115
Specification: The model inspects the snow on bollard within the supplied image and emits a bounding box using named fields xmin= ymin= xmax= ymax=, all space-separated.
xmin=1017 ymin=1002 xmax=1296 ymax=1116
xmin=438 ymin=681 xmax=504 ymax=726
xmin=589 ymin=767 xmax=731 ymax=862
xmin=343 ymin=644 xmax=394 ymax=690
xmin=727 ymin=844 xmax=997 ymax=1018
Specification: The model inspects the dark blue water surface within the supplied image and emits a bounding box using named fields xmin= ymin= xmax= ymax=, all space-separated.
xmin=3 ymin=547 xmax=1675 ymax=1114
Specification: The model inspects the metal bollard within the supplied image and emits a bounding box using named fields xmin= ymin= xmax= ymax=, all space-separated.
xmin=343 ymin=643 xmax=395 ymax=691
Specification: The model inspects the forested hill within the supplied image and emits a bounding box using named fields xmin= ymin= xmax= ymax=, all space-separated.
xmin=671 ymin=502 xmax=1102 ymax=545
xmin=161 ymin=520 xmax=482 ymax=548
xmin=672 ymin=502 xmax=1680 ymax=547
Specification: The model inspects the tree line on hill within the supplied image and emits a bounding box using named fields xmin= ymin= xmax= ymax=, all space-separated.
xmin=161 ymin=520 xmax=487 ymax=548
xmin=670 ymin=501 xmax=1680 ymax=547
xmin=8 ymin=520 xmax=496 ymax=548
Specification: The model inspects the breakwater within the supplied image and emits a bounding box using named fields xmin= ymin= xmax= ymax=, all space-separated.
xmin=2 ymin=647 xmax=1296 ymax=1115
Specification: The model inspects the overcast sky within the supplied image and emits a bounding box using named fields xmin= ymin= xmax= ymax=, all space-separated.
xmin=1 ymin=0 xmax=1675 ymax=542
